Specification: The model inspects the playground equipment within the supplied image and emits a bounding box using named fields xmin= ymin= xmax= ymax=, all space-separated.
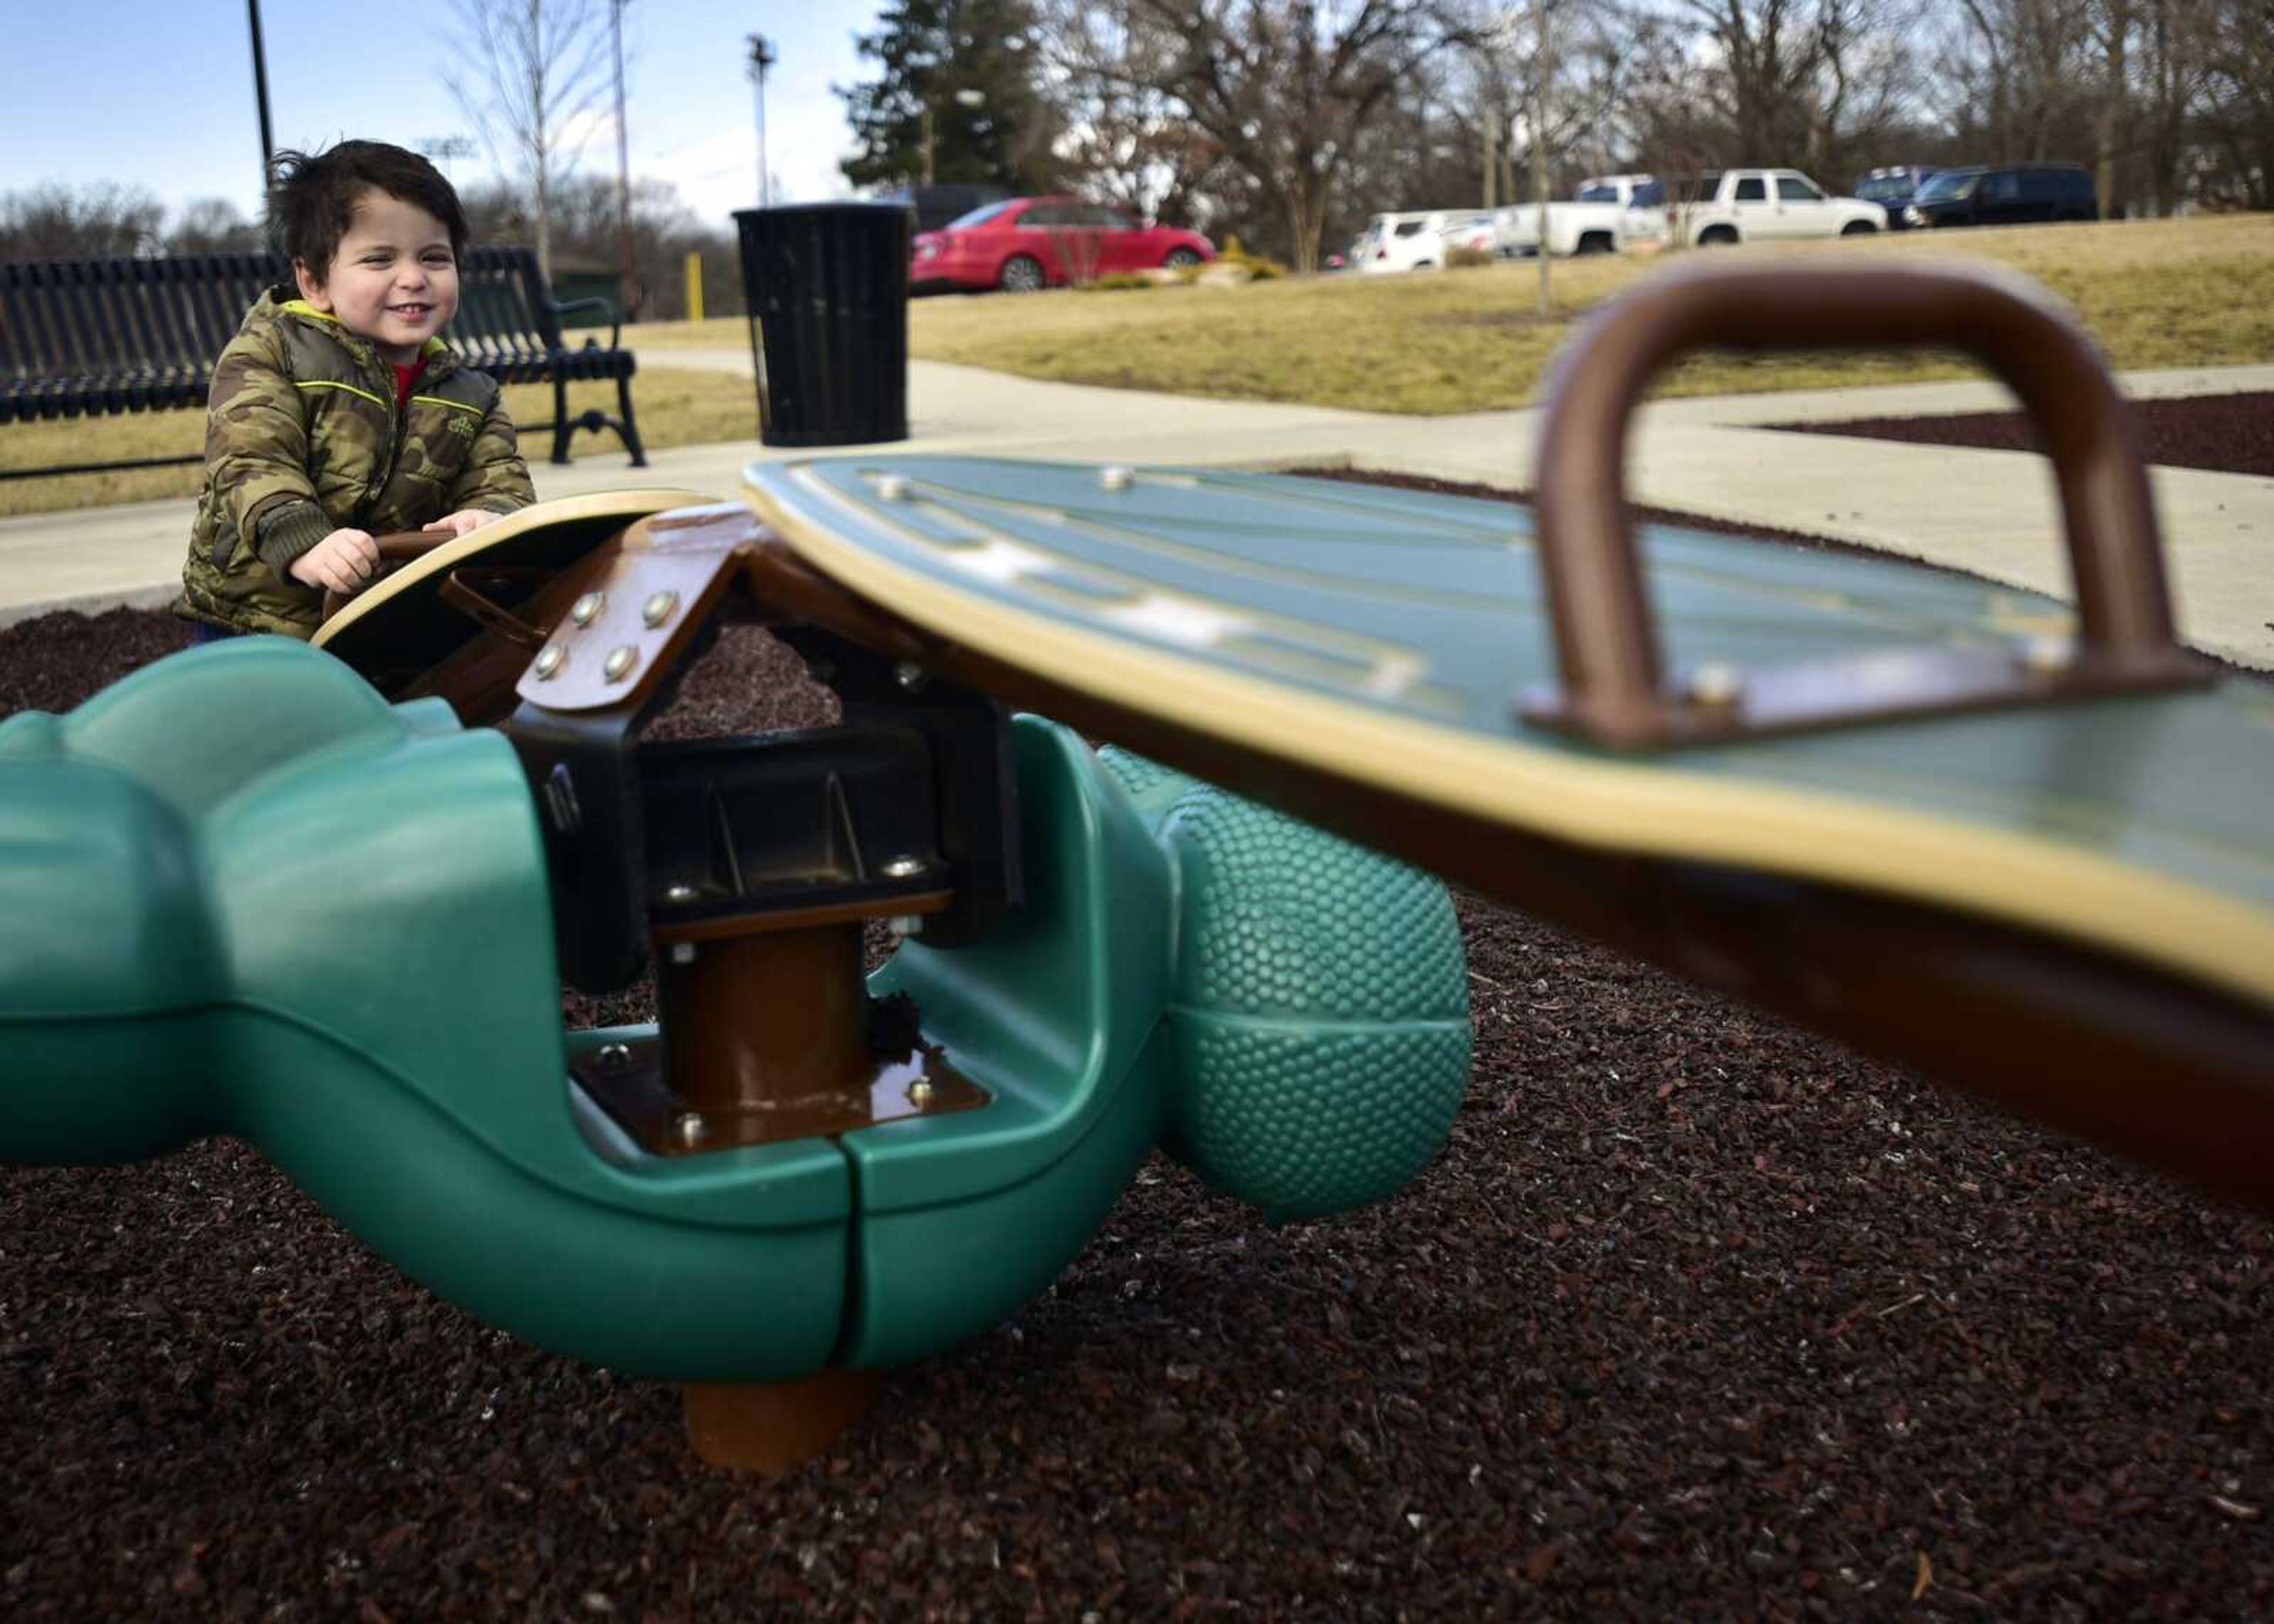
xmin=4 ymin=261 xmax=2269 ymax=1471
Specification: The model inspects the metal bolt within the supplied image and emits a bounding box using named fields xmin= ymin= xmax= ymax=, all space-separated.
xmin=907 ymin=1079 xmax=936 ymax=1107
xmin=596 ymin=1041 xmax=632 ymax=1072
xmin=570 ymin=591 xmax=606 ymax=627
xmin=876 ymin=474 xmax=910 ymax=501
xmin=1688 ymin=661 xmax=1744 ymax=708
xmin=533 ymin=645 xmax=567 ymax=680
xmin=893 ymin=661 xmax=929 ymax=693
xmin=641 ymin=590 xmax=679 ymax=628
xmin=2018 ymin=633 xmax=2076 ymax=674
xmin=603 ymin=645 xmax=639 ymax=682
xmin=1099 ymin=465 xmax=1134 ymax=492
xmin=664 ymin=884 xmax=698 ymax=905
xmin=669 ymin=942 xmax=698 ymax=966
xmin=673 ymin=1111 xmax=708 ymax=1149
xmin=882 ymin=856 xmax=926 ymax=879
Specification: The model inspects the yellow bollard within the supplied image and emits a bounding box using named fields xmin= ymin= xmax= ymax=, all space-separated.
xmin=685 ymin=250 xmax=704 ymax=324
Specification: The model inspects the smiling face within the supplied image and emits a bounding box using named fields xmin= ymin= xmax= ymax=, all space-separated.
xmin=294 ymin=188 xmax=460 ymax=365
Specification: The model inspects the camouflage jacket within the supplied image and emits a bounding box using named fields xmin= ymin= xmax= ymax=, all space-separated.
xmin=177 ymin=290 xmax=535 ymax=638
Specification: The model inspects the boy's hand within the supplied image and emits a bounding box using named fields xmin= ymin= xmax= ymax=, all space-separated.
xmin=287 ymin=528 xmax=380 ymax=594
xmin=425 ymin=508 xmax=505 ymax=540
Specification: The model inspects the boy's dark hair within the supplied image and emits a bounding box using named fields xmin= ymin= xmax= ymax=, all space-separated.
xmin=266 ymin=140 xmax=469 ymax=281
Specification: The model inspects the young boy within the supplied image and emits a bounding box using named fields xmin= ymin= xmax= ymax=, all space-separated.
xmin=178 ymin=140 xmax=535 ymax=639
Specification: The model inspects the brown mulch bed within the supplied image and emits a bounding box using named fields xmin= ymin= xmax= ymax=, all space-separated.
xmin=1768 ymin=391 xmax=2274 ymax=478
xmin=5 ymin=530 xmax=2273 ymax=1619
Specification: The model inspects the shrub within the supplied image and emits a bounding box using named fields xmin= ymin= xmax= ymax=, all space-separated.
xmin=1216 ymin=233 xmax=1289 ymax=280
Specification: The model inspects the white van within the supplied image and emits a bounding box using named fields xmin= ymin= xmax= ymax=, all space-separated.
xmin=1353 ymin=210 xmax=1497 ymax=274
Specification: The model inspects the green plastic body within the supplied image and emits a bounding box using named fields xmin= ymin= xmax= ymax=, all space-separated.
xmin=1 ymin=640 xmax=1469 ymax=1380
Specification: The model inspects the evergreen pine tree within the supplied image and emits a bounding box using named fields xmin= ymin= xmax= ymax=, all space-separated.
xmin=837 ymin=0 xmax=1061 ymax=191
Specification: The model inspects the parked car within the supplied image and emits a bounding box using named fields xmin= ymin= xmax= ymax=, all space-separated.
xmin=1903 ymin=164 xmax=2099 ymax=229
xmin=1666 ymin=169 xmax=1887 ymax=246
xmin=1353 ymin=210 xmax=1498 ymax=273
xmin=1852 ymin=165 xmax=1940 ymax=230
xmin=910 ymin=197 xmax=1216 ymax=292
xmin=876 ymin=182 xmax=1011 ymax=236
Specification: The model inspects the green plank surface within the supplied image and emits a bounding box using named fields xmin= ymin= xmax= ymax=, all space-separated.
xmin=745 ymin=456 xmax=2274 ymax=916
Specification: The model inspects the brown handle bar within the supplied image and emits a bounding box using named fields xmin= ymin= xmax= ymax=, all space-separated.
xmin=1530 ymin=260 xmax=2183 ymax=745
xmin=318 ymin=529 xmax=462 ymax=625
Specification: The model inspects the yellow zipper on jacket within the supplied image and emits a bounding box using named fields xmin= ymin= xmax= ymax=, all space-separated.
xmin=280 ymin=301 xmax=460 ymax=502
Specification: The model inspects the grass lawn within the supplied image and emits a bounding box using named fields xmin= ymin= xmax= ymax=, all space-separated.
xmin=5 ymin=214 xmax=2266 ymax=519
xmin=892 ymin=214 xmax=2274 ymax=413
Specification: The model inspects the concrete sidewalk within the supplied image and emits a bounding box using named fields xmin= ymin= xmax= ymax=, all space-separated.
xmin=6 ymin=358 xmax=2270 ymax=668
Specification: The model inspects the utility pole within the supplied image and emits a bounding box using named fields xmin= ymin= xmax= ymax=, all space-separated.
xmin=246 ymin=0 xmax=275 ymax=179
xmin=746 ymin=34 xmax=776 ymax=208
xmin=612 ymin=0 xmax=637 ymax=320
xmin=1530 ymin=0 xmax=1553 ymax=316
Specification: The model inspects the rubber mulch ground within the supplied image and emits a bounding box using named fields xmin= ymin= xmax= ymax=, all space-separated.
xmin=5 ymin=514 xmax=2273 ymax=1620
xmin=1769 ymin=390 xmax=2274 ymax=479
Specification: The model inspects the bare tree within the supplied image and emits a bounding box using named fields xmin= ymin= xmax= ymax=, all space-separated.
xmin=1057 ymin=0 xmax=1466 ymax=272
xmin=1937 ymin=0 xmax=2095 ymax=160
xmin=166 ymin=199 xmax=266 ymax=255
xmin=444 ymin=0 xmax=619 ymax=282
xmin=2087 ymin=0 xmax=2135 ymax=212
xmin=1800 ymin=0 xmax=1925 ymax=179
xmin=2133 ymin=0 xmax=2212 ymax=213
xmin=0 ymin=183 xmax=165 ymax=259
xmin=1036 ymin=2 xmax=1238 ymax=223
xmin=2198 ymin=0 xmax=2274 ymax=207
xmin=1682 ymin=0 xmax=1821 ymax=160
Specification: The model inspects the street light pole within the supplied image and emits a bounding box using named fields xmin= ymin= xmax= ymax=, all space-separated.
xmin=246 ymin=0 xmax=275 ymax=179
xmin=746 ymin=34 xmax=776 ymax=208
xmin=612 ymin=0 xmax=637 ymax=320
xmin=417 ymin=136 xmax=477 ymax=181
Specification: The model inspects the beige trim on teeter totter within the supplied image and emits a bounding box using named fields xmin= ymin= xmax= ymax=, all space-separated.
xmin=746 ymin=463 xmax=2274 ymax=1014
xmin=311 ymin=488 xmax=717 ymax=650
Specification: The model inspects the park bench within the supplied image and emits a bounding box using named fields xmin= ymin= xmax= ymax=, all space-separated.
xmin=0 ymin=246 xmax=646 ymax=481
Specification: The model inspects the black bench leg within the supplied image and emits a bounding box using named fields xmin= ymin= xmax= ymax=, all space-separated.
xmin=615 ymin=371 xmax=648 ymax=467
xmin=549 ymin=369 xmax=574 ymax=465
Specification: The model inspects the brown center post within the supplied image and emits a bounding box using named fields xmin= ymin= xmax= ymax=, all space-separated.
xmin=362 ymin=504 xmax=998 ymax=1471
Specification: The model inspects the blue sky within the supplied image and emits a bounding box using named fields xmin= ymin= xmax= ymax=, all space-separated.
xmin=4 ymin=2 xmax=886 ymax=231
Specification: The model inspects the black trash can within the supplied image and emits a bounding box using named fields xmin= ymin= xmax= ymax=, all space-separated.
xmin=734 ymin=202 xmax=910 ymax=447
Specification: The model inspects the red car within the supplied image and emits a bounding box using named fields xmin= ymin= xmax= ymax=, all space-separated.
xmin=911 ymin=196 xmax=1216 ymax=293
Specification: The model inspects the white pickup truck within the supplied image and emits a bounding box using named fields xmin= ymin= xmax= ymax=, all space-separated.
xmin=1576 ymin=173 xmax=1672 ymax=247
xmin=1489 ymin=199 xmax=1625 ymax=258
xmin=1666 ymin=169 xmax=1886 ymax=247
xmin=1489 ymin=173 xmax=1677 ymax=257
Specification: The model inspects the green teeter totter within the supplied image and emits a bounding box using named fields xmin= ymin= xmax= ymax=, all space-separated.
xmin=4 ymin=259 xmax=2271 ymax=1472
xmin=0 ymin=639 xmax=1468 ymax=1348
